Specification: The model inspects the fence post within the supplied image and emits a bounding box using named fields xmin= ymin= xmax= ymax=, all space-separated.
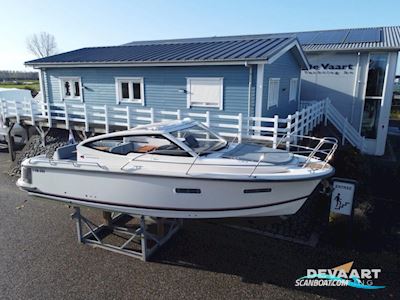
xmin=310 ymin=103 xmax=314 ymax=130
xmin=286 ymin=114 xmax=292 ymax=150
xmin=312 ymin=103 xmax=317 ymax=128
xmin=150 ymin=107 xmax=155 ymax=123
xmin=319 ymin=101 xmax=323 ymax=123
xmin=324 ymin=98 xmax=329 ymax=126
xmin=238 ymin=113 xmax=243 ymax=144
xmin=47 ymin=102 xmax=52 ymax=128
xmin=126 ymin=106 xmax=131 ymax=129
xmin=304 ymin=107 xmax=308 ymax=134
xmin=272 ymin=115 xmax=279 ymax=149
xmin=342 ymin=118 xmax=347 ymax=146
xmin=64 ymin=101 xmax=69 ymax=129
xmin=294 ymin=111 xmax=299 ymax=143
xmin=14 ymin=101 xmax=20 ymax=124
xmin=83 ymin=103 xmax=89 ymax=132
xmin=0 ymin=99 xmax=4 ymax=125
xmin=29 ymin=99 xmax=35 ymax=124
xmin=205 ymin=111 xmax=210 ymax=127
xmin=104 ymin=105 xmax=109 ymax=133
xmin=300 ymin=109 xmax=305 ymax=138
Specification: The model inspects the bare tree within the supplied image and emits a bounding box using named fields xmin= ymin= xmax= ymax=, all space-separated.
xmin=26 ymin=32 xmax=58 ymax=58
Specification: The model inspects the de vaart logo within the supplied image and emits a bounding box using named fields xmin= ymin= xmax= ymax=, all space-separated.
xmin=295 ymin=261 xmax=385 ymax=289
xmin=309 ymin=63 xmax=354 ymax=70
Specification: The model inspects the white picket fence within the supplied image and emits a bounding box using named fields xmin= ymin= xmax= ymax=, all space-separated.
xmin=0 ymin=97 xmax=327 ymax=149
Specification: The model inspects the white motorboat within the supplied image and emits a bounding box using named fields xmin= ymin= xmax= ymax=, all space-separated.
xmin=17 ymin=119 xmax=337 ymax=218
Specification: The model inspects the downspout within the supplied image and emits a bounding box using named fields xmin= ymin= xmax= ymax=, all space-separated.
xmin=245 ymin=62 xmax=253 ymax=135
xmin=350 ymin=52 xmax=361 ymax=124
xmin=245 ymin=62 xmax=253 ymax=119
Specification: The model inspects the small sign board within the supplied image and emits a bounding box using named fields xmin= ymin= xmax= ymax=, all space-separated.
xmin=330 ymin=178 xmax=357 ymax=216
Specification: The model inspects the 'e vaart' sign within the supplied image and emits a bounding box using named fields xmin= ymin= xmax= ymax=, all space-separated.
xmin=309 ymin=63 xmax=354 ymax=70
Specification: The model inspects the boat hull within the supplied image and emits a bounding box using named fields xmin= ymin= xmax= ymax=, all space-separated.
xmin=17 ymin=162 xmax=325 ymax=218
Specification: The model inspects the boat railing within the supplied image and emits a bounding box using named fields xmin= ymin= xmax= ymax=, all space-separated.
xmin=118 ymin=134 xmax=337 ymax=176
xmin=27 ymin=156 xmax=108 ymax=170
xmin=247 ymin=134 xmax=338 ymax=177
xmin=276 ymin=134 xmax=338 ymax=166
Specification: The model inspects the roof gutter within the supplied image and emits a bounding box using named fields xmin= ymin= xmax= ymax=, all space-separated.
xmin=304 ymin=47 xmax=400 ymax=53
xmin=25 ymin=60 xmax=269 ymax=69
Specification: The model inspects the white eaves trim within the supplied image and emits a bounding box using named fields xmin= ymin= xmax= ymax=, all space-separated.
xmin=27 ymin=60 xmax=269 ymax=69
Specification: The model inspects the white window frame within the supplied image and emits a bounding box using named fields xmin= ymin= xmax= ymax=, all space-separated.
xmin=115 ymin=77 xmax=145 ymax=105
xmin=186 ymin=77 xmax=224 ymax=110
xmin=289 ymin=78 xmax=299 ymax=102
xmin=267 ymin=78 xmax=280 ymax=109
xmin=59 ymin=77 xmax=83 ymax=102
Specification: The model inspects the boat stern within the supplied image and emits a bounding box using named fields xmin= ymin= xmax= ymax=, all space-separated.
xmin=16 ymin=159 xmax=37 ymax=192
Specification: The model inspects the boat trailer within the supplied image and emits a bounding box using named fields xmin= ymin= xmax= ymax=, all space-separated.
xmin=71 ymin=207 xmax=182 ymax=261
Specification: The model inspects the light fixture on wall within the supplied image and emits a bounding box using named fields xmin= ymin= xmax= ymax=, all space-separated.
xmin=178 ymin=89 xmax=187 ymax=94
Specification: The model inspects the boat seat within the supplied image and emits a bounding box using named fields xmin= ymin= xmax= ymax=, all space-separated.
xmin=136 ymin=145 xmax=158 ymax=153
xmin=53 ymin=143 xmax=77 ymax=160
xmin=110 ymin=142 xmax=136 ymax=155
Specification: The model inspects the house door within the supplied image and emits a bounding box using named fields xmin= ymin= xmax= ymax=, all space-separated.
xmin=360 ymin=53 xmax=388 ymax=151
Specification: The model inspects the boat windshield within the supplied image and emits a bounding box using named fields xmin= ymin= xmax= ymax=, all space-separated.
xmin=170 ymin=124 xmax=227 ymax=154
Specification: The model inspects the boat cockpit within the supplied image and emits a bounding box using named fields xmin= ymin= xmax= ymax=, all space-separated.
xmin=81 ymin=122 xmax=228 ymax=157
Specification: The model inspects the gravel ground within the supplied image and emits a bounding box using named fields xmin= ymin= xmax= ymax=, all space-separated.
xmin=8 ymin=129 xmax=70 ymax=177
xmin=0 ymin=151 xmax=398 ymax=299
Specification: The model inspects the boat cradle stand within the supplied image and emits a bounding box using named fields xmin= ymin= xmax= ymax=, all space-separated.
xmin=71 ymin=207 xmax=182 ymax=261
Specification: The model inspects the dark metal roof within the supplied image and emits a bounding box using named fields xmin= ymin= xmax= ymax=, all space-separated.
xmin=125 ymin=26 xmax=400 ymax=52
xmin=26 ymin=26 xmax=399 ymax=67
xmin=25 ymin=36 xmax=300 ymax=66
xmin=292 ymin=26 xmax=400 ymax=51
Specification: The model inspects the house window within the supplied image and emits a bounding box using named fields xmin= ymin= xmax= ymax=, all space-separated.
xmin=289 ymin=78 xmax=298 ymax=102
xmin=115 ymin=77 xmax=144 ymax=105
xmin=187 ymin=77 xmax=223 ymax=109
xmin=267 ymin=78 xmax=280 ymax=108
xmin=60 ymin=77 xmax=82 ymax=101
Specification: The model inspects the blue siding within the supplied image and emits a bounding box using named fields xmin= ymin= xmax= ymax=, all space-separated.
xmin=42 ymin=54 xmax=301 ymax=129
xmin=262 ymin=49 xmax=301 ymax=118
xmin=45 ymin=66 xmax=252 ymax=118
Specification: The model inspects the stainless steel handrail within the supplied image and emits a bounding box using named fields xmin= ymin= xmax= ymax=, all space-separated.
xmin=28 ymin=157 xmax=107 ymax=170
xmin=249 ymin=154 xmax=265 ymax=177
xmin=116 ymin=134 xmax=338 ymax=176
xmin=186 ymin=152 xmax=202 ymax=175
xmin=247 ymin=134 xmax=338 ymax=176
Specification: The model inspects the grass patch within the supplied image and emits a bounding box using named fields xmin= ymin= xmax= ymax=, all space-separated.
xmin=0 ymin=80 xmax=40 ymax=96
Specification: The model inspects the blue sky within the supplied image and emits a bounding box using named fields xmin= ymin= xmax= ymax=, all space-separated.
xmin=1 ymin=0 xmax=400 ymax=71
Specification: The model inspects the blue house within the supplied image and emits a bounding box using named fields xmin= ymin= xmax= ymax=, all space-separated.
xmin=25 ymin=35 xmax=308 ymax=125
